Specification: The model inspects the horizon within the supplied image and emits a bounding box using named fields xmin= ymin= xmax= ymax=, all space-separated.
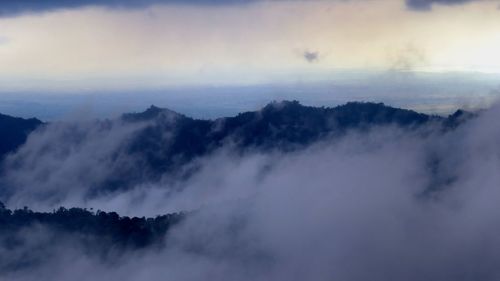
xmin=1 ymin=70 xmax=498 ymax=120
xmin=2 ymin=0 xmax=500 ymax=119
xmin=0 ymin=97 xmax=481 ymax=123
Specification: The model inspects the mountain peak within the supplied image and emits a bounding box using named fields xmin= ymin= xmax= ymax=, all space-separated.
xmin=122 ymin=105 xmax=185 ymax=122
xmin=147 ymin=104 xmax=161 ymax=111
xmin=443 ymin=109 xmax=476 ymax=129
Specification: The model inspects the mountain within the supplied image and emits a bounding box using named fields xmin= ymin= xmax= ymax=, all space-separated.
xmin=0 ymin=202 xmax=182 ymax=273
xmin=0 ymin=202 xmax=182 ymax=249
xmin=0 ymin=101 xmax=475 ymax=194
xmin=122 ymin=105 xmax=187 ymax=122
xmin=120 ymin=101 xmax=457 ymax=184
xmin=0 ymin=113 xmax=42 ymax=160
xmin=443 ymin=108 xmax=477 ymax=129
xmin=0 ymin=102 xmax=486 ymax=280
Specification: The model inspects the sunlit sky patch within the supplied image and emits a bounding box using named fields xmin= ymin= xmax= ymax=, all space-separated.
xmin=0 ymin=0 xmax=499 ymax=92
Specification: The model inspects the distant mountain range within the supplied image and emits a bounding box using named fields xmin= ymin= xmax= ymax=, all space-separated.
xmin=0 ymin=101 xmax=475 ymax=193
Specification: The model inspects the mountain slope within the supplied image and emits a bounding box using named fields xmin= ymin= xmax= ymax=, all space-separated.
xmin=0 ymin=101 xmax=474 ymax=195
xmin=0 ymin=113 xmax=42 ymax=160
xmin=118 ymin=101 xmax=463 ymax=186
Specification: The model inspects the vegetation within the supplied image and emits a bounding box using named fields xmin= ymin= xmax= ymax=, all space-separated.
xmin=0 ymin=202 xmax=183 ymax=249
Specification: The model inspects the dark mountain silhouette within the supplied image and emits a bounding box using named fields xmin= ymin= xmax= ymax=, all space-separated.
xmin=0 ymin=202 xmax=182 ymax=249
xmin=0 ymin=101 xmax=475 ymax=194
xmin=119 ymin=101 xmax=467 ymax=186
xmin=443 ymin=108 xmax=477 ymax=130
xmin=0 ymin=201 xmax=183 ymax=272
xmin=0 ymin=113 xmax=42 ymax=160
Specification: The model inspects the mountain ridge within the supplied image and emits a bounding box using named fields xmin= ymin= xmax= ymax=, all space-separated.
xmin=0 ymin=101 xmax=476 ymax=194
xmin=0 ymin=113 xmax=43 ymax=160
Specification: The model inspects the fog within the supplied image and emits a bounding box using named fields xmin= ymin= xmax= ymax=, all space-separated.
xmin=2 ymin=103 xmax=500 ymax=280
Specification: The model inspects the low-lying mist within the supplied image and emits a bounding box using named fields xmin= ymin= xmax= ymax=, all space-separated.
xmin=2 ymin=102 xmax=500 ymax=280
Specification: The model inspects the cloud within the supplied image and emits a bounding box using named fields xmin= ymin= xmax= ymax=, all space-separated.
xmin=5 ymin=102 xmax=500 ymax=280
xmin=406 ymin=0 xmax=488 ymax=11
xmin=0 ymin=118 xmax=152 ymax=210
xmin=303 ymin=50 xmax=320 ymax=63
xmin=0 ymin=0 xmax=322 ymax=17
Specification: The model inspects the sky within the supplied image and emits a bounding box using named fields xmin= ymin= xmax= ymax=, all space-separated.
xmin=1 ymin=0 xmax=500 ymax=117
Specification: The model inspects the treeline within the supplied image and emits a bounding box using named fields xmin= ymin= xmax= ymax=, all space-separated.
xmin=0 ymin=202 xmax=183 ymax=249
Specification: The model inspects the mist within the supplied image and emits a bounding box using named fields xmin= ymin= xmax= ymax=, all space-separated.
xmin=1 ymin=101 xmax=500 ymax=280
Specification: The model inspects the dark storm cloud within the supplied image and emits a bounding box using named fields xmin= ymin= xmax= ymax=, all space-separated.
xmin=0 ymin=0 xmax=264 ymax=17
xmin=406 ymin=0 xmax=486 ymax=11
xmin=1 ymin=0 xmax=496 ymax=18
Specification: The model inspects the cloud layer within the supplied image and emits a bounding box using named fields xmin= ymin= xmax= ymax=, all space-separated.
xmin=1 ymin=0 xmax=495 ymax=17
xmin=406 ymin=0 xmax=487 ymax=10
xmin=2 ymin=102 xmax=500 ymax=280
xmin=0 ymin=0 xmax=263 ymax=17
